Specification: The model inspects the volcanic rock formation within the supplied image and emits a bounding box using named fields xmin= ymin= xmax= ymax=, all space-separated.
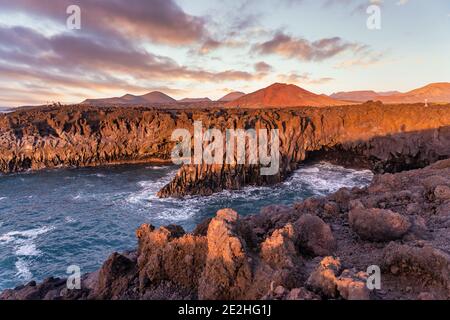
xmin=2 ymin=159 xmax=449 ymax=300
xmin=1 ymin=103 xmax=450 ymax=199
xmin=158 ymin=103 xmax=450 ymax=197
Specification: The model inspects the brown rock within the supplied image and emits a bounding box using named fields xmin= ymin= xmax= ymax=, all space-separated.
xmin=136 ymin=224 xmax=207 ymax=293
xmin=307 ymin=256 xmax=341 ymax=298
xmin=382 ymin=243 xmax=450 ymax=297
xmin=349 ymin=208 xmax=411 ymax=241
xmin=260 ymin=223 xmax=298 ymax=269
xmin=92 ymin=252 xmax=137 ymax=299
xmin=336 ymin=269 xmax=370 ymax=300
xmin=198 ymin=209 xmax=252 ymax=300
xmin=294 ymin=214 xmax=337 ymax=256
xmin=434 ymin=185 xmax=450 ymax=201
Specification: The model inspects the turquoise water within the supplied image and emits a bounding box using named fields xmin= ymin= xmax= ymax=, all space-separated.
xmin=0 ymin=162 xmax=373 ymax=291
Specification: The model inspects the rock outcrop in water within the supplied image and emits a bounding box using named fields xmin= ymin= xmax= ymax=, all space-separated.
xmin=2 ymin=159 xmax=449 ymax=300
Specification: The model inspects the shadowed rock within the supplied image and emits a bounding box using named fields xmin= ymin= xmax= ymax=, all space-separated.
xmin=294 ymin=214 xmax=336 ymax=256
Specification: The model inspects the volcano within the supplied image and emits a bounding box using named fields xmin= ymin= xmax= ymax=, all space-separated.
xmin=225 ymin=83 xmax=348 ymax=108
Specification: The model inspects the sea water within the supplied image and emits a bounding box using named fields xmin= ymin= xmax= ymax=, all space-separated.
xmin=0 ymin=162 xmax=373 ymax=290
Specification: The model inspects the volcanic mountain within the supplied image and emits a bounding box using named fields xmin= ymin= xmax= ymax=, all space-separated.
xmin=218 ymin=91 xmax=246 ymax=102
xmin=379 ymin=82 xmax=450 ymax=104
xmin=179 ymin=97 xmax=212 ymax=103
xmin=82 ymin=91 xmax=176 ymax=105
xmin=331 ymin=83 xmax=450 ymax=104
xmin=330 ymin=90 xmax=400 ymax=102
xmin=225 ymin=83 xmax=348 ymax=108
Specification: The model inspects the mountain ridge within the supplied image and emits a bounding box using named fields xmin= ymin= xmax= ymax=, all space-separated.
xmin=82 ymin=91 xmax=177 ymax=105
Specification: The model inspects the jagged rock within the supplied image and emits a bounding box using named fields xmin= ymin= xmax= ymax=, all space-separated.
xmin=260 ymin=223 xmax=298 ymax=269
xmin=382 ymin=243 xmax=450 ymax=297
xmin=3 ymin=160 xmax=450 ymax=300
xmin=0 ymin=278 xmax=66 ymax=300
xmin=4 ymin=104 xmax=448 ymax=197
xmin=136 ymin=224 xmax=207 ymax=293
xmin=90 ymin=252 xmax=137 ymax=300
xmin=262 ymin=286 xmax=319 ymax=300
xmin=307 ymin=257 xmax=370 ymax=300
xmin=307 ymin=257 xmax=342 ymax=298
xmin=336 ymin=269 xmax=370 ymax=300
xmin=294 ymin=214 xmax=336 ymax=256
xmin=349 ymin=208 xmax=411 ymax=241
xmin=198 ymin=209 xmax=252 ymax=300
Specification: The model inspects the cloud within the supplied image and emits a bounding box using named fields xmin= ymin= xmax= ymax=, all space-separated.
xmin=335 ymin=52 xmax=385 ymax=68
xmin=254 ymin=61 xmax=273 ymax=73
xmin=0 ymin=24 xmax=257 ymax=106
xmin=0 ymin=0 xmax=208 ymax=45
xmin=277 ymin=72 xmax=334 ymax=84
xmin=252 ymin=31 xmax=366 ymax=62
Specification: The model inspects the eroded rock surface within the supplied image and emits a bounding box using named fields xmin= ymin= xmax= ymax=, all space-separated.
xmin=1 ymin=104 xmax=450 ymax=198
xmin=2 ymin=160 xmax=449 ymax=300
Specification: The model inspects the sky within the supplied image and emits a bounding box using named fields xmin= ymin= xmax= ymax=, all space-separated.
xmin=0 ymin=0 xmax=449 ymax=107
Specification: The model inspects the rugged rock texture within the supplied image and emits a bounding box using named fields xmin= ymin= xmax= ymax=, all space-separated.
xmin=2 ymin=159 xmax=449 ymax=300
xmin=1 ymin=103 xmax=450 ymax=198
xmin=158 ymin=103 xmax=450 ymax=197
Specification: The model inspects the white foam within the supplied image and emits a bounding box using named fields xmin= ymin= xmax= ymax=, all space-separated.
xmin=0 ymin=226 xmax=54 ymax=258
xmin=15 ymin=258 xmax=32 ymax=281
xmin=0 ymin=196 xmax=6 ymax=201
xmin=288 ymin=162 xmax=373 ymax=196
xmin=0 ymin=226 xmax=54 ymax=242
xmin=15 ymin=243 xmax=41 ymax=256
xmin=126 ymin=169 xmax=178 ymax=205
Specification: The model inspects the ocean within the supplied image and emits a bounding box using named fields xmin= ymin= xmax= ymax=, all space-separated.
xmin=0 ymin=162 xmax=373 ymax=290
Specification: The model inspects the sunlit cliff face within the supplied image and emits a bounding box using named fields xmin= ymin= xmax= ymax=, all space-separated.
xmin=0 ymin=0 xmax=449 ymax=107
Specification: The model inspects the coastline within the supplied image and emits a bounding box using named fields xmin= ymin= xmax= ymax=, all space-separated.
xmin=2 ymin=103 xmax=450 ymax=198
xmin=1 ymin=159 xmax=449 ymax=300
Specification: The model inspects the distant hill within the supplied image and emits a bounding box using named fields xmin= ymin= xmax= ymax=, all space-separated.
xmin=218 ymin=92 xmax=246 ymax=102
xmin=179 ymin=97 xmax=212 ymax=103
xmin=331 ymin=83 xmax=450 ymax=103
xmin=82 ymin=91 xmax=177 ymax=105
xmin=379 ymin=83 xmax=450 ymax=104
xmin=330 ymin=90 xmax=400 ymax=102
xmin=225 ymin=83 xmax=348 ymax=108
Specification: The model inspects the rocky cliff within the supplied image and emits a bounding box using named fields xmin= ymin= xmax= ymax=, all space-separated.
xmin=1 ymin=103 xmax=450 ymax=199
xmin=2 ymin=159 xmax=449 ymax=300
xmin=158 ymin=103 xmax=450 ymax=197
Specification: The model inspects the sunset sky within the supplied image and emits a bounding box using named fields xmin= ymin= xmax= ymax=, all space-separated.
xmin=0 ymin=0 xmax=449 ymax=107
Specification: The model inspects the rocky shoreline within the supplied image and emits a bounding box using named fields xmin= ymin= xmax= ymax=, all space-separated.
xmin=1 ymin=103 xmax=450 ymax=198
xmin=1 ymin=159 xmax=449 ymax=300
